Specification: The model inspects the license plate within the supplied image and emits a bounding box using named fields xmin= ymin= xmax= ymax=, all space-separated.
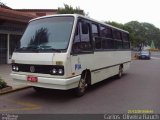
xmin=27 ymin=76 xmax=38 ymax=82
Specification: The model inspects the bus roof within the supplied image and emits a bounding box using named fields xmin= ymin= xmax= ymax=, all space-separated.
xmin=30 ymin=14 xmax=129 ymax=33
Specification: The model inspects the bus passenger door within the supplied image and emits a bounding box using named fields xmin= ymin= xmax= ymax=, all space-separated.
xmin=71 ymin=19 xmax=93 ymax=76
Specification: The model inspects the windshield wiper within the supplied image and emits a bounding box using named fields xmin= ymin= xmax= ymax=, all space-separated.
xmin=16 ymin=46 xmax=39 ymax=52
xmin=38 ymin=48 xmax=62 ymax=52
xmin=16 ymin=46 xmax=62 ymax=53
xmin=36 ymin=46 xmax=61 ymax=52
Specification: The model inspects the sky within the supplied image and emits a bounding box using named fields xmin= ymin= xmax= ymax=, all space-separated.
xmin=1 ymin=0 xmax=160 ymax=29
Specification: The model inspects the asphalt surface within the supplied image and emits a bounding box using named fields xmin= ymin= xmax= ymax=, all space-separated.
xmin=0 ymin=54 xmax=160 ymax=114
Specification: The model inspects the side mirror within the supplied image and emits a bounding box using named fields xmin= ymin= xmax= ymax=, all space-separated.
xmin=81 ymin=22 xmax=89 ymax=34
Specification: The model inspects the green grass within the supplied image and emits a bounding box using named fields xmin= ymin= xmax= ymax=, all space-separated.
xmin=0 ymin=77 xmax=7 ymax=89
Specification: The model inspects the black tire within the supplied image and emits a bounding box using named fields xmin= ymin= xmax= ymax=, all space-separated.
xmin=75 ymin=72 xmax=88 ymax=97
xmin=116 ymin=66 xmax=123 ymax=79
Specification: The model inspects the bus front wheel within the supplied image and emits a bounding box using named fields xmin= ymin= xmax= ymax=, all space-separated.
xmin=75 ymin=72 xmax=88 ymax=97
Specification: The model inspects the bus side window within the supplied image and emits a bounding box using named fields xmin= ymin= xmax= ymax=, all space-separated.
xmin=92 ymin=24 xmax=101 ymax=49
xmin=106 ymin=27 xmax=114 ymax=49
xmin=72 ymin=20 xmax=92 ymax=53
xmin=122 ymin=33 xmax=130 ymax=49
xmin=72 ymin=24 xmax=81 ymax=53
xmin=113 ymin=29 xmax=122 ymax=49
xmin=102 ymin=26 xmax=113 ymax=49
xmin=82 ymin=22 xmax=89 ymax=34
xmin=80 ymin=22 xmax=92 ymax=51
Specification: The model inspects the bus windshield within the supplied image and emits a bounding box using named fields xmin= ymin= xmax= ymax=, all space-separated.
xmin=16 ymin=16 xmax=74 ymax=52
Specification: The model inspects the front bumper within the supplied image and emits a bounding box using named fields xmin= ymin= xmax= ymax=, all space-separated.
xmin=11 ymin=73 xmax=80 ymax=90
xmin=139 ymin=55 xmax=150 ymax=59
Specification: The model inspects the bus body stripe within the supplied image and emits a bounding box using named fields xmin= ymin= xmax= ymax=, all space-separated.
xmin=91 ymin=61 xmax=131 ymax=72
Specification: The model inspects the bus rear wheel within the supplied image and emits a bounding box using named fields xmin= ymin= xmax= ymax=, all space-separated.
xmin=75 ymin=72 xmax=88 ymax=97
xmin=116 ymin=65 xmax=123 ymax=79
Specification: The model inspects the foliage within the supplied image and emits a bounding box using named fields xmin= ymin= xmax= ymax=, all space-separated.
xmin=106 ymin=21 xmax=160 ymax=49
xmin=150 ymin=40 xmax=155 ymax=49
xmin=29 ymin=28 xmax=49 ymax=46
xmin=57 ymin=4 xmax=85 ymax=15
xmin=0 ymin=77 xmax=7 ymax=89
xmin=57 ymin=4 xmax=160 ymax=49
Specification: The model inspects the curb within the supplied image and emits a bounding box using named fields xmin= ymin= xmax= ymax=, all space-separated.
xmin=132 ymin=56 xmax=139 ymax=60
xmin=132 ymin=58 xmax=137 ymax=60
xmin=0 ymin=86 xmax=32 ymax=95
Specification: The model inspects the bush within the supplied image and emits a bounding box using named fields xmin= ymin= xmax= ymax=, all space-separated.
xmin=0 ymin=77 xmax=7 ymax=89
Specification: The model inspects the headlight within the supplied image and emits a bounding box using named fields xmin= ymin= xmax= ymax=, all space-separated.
xmin=13 ymin=66 xmax=16 ymax=71
xmin=12 ymin=65 xmax=19 ymax=72
xmin=58 ymin=69 xmax=63 ymax=74
xmin=15 ymin=66 xmax=19 ymax=71
xmin=52 ymin=68 xmax=57 ymax=74
xmin=51 ymin=66 xmax=64 ymax=75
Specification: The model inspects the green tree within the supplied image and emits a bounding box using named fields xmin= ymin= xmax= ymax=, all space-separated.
xmin=106 ymin=21 xmax=124 ymax=29
xmin=57 ymin=4 xmax=85 ymax=15
xmin=150 ymin=40 xmax=155 ymax=49
xmin=106 ymin=20 xmax=160 ymax=49
xmin=125 ymin=21 xmax=160 ymax=48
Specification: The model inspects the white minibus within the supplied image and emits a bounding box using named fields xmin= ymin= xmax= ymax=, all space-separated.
xmin=11 ymin=14 xmax=131 ymax=96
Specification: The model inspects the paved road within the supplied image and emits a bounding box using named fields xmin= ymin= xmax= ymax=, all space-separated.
xmin=0 ymin=58 xmax=160 ymax=114
xmin=151 ymin=52 xmax=160 ymax=60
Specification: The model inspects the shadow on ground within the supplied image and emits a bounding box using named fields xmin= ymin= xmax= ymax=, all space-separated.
xmin=18 ymin=74 xmax=128 ymax=102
